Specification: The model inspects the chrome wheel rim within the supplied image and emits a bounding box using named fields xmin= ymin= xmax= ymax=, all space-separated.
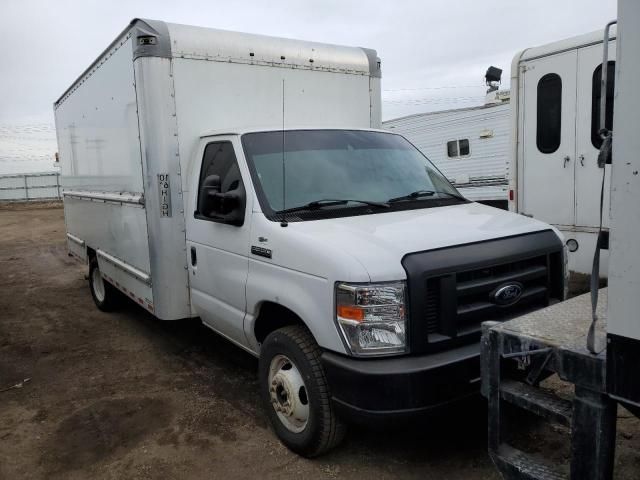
xmin=268 ymin=354 xmax=309 ymax=433
xmin=92 ymin=266 xmax=106 ymax=302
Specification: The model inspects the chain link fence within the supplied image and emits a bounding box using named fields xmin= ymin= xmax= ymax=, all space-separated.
xmin=0 ymin=172 xmax=62 ymax=201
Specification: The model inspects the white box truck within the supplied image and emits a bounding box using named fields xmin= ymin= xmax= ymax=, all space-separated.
xmin=55 ymin=18 xmax=567 ymax=457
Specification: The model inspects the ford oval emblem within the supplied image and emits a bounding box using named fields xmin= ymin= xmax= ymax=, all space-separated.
xmin=492 ymin=282 xmax=524 ymax=306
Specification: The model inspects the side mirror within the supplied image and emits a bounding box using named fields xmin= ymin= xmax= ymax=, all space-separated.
xmin=197 ymin=174 xmax=246 ymax=226
xmin=198 ymin=175 xmax=221 ymax=216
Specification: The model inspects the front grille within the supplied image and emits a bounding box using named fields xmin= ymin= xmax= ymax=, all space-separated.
xmin=455 ymin=255 xmax=549 ymax=325
xmin=402 ymin=230 xmax=564 ymax=354
xmin=427 ymin=254 xmax=552 ymax=343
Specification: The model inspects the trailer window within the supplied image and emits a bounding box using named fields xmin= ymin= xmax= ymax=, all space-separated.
xmin=197 ymin=141 xmax=242 ymax=207
xmin=447 ymin=139 xmax=470 ymax=158
xmin=536 ymin=73 xmax=562 ymax=154
xmin=591 ymin=61 xmax=615 ymax=149
xmin=459 ymin=139 xmax=470 ymax=156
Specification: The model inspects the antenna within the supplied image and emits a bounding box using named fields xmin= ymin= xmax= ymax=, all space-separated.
xmin=280 ymin=79 xmax=288 ymax=227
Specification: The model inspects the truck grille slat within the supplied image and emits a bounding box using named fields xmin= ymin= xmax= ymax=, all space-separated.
xmin=457 ymin=286 xmax=548 ymax=317
xmin=456 ymin=264 xmax=548 ymax=296
xmin=402 ymin=230 xmax=564 ymax=354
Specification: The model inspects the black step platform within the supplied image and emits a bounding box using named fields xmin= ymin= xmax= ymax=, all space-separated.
xmin=493 ymin=445 xmax=566 ymax=480
xmin=500 ymin=379 xmax=573 ymax=427
xmin=481 ymin=289 xmax=616 ymax=480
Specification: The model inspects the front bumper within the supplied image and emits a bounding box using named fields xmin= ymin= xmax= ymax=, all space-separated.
xmin=321 ymin=342 xmax=481 ymax=422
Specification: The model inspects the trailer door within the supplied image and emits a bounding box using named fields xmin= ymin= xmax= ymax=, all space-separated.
xmin=575 ymin=42 xmax=615 ymax=229
xmin=521 ymin=51 xmax=577 ymax=226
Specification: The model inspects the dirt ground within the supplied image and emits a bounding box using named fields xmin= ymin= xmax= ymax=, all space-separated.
xmin=0 ymin=202 xmax=638 ymax=480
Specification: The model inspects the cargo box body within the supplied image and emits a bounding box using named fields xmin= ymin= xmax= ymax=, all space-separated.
xmin=54 ymin=18 xmax=382 ymax=320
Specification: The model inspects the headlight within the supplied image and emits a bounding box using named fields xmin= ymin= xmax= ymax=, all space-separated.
xmin=335 ymin=282 xmax=407 ymax=356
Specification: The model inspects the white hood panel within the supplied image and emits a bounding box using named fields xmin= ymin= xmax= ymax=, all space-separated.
xmin=288 ymin=202 xmax=559 ymax=281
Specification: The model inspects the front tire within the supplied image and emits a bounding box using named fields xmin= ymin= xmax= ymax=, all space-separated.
xmin=88 ymin=257 xmax=120 ymax=312
xmin=259 ymin=325 xmax=345 ymax=457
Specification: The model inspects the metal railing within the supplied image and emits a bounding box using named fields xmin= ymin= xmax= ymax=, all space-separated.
xmin=0 ymin=172 xmax=62 ymax=201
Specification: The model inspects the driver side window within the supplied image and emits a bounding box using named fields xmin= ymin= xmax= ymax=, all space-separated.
xmin=196 ymin=141 xmax=245 ymax=224
xmin=199 ymin=142 xmax=241 ymax=195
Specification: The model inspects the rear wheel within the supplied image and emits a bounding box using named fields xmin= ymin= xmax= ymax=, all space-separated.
xmin=88 ymin=257 xmax=120 ymax=312
xmin=259 ymin=325 xmax=345 ymax=457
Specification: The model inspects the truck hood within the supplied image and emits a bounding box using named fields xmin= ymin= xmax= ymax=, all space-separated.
xmin=289 ymin=202 xmax=561 ymax=281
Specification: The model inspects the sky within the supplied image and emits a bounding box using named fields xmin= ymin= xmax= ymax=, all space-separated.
xmin=0 ymin=0 xmax=617 ymax=173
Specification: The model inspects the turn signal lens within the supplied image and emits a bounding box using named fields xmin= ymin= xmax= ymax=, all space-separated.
xmin=337 ymin=305 xmax=365 ymax=322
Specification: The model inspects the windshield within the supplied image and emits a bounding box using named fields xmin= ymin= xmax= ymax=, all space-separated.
xmin=241 ymin=130 xmax=464 ymax=219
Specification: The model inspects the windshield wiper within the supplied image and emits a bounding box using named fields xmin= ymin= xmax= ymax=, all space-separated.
xmin=277 ymin=198 xmax=390 ymax=215
xmin=388 ymin=190 xmax=466 ymax=203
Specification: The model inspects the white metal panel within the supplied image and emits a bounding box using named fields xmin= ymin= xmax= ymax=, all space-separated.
xmin=54 ymin=36 xmax=144 ymax=193
xmin=608 ymin=0 xmax=640 ymax=339
xmin=383 ymin=103 xmax=510 ymax=202
xmin=54 ymin=33 xmax=156 ymax=310
xmin=520 ymin=27 xmax=616 ymax=63
xmin=166 ymin=22 xmax=372 ymax=75
xmin=520 ymin=50 xmax=577 ymax=226
xmin=134 ymin=56 xmax=192 ymax=320
xmin=97 ymin=254 xmax=154 ymax=313
xmin=575 ymin=42 xmax=615 ymax=229
xmin=171 ymin=58 xmax=372 ymax=196
xmin=62 ymin=196 xmax=151 ymax=274
xmin=369 ymin=77 xmax=382 ymax=129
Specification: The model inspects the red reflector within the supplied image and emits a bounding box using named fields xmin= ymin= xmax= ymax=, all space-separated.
xmin=509 ymin=189 xmax=514 ymax=201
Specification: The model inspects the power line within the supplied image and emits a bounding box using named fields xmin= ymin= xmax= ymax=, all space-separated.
xmin=383 ymin=96 xmax=483 ymax=105
xmin=382 ymin=84 xmax=485 ymax=92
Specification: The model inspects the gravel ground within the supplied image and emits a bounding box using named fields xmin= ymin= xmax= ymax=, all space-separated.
xmin=1 ymin=202 xmax=638 ymax=479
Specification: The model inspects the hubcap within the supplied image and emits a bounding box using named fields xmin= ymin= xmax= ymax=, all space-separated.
xmin=92 ymin=265 xmax=106 ymax=302
xmin=268 ymin=354 xmax=309 ymax=433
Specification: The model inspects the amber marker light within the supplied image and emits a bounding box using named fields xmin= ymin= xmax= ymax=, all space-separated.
xmin=337 ymin=305 xmax=365 ymax=322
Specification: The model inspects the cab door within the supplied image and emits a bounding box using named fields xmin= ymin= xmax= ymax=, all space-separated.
xmin=520 ymin=50 xmax=577 ymax=226
xmin=574 ymin=42 xmax=615 ymax=228
xmin=186 ymin=136 xmax=252 ymax=347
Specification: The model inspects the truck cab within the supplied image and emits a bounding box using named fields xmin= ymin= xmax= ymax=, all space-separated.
xmin=184 ymin=126 xmax=567 ymax=454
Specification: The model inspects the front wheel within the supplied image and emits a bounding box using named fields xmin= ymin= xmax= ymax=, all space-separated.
xmin=259 ymin=325 xmax=345 ymax=457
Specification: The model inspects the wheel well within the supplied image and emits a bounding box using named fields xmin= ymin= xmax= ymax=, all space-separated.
xmin=87 ymin=247 xmax=96 ymax=262
xmin=254 ymin=302 xmax=307 ymax=345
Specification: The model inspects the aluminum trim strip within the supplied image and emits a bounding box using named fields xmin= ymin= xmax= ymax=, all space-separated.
xmin=66 ymin=233 xmax=85 ymax=247
xmin=96 ymin=249 xmax=151 ymax=285
xmin=63 ymin=190 xmax=145 ymax=205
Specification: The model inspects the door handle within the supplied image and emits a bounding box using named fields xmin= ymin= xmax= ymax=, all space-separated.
xmin=190 ymin=247 xmax=197 ymax=266
xmin=563 ymin=155 xmax=571 ymax=168
xmin=579 ymin=154 xmax=585 ymax=166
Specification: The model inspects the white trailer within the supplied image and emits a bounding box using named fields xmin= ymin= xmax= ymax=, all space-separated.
xmin=384 ymin=92 xmax=510 ymax=208
xmin=55 ymin=18 xmax=565 ymax=457
xmin=509 ymin=29 xmax=616 ymax=276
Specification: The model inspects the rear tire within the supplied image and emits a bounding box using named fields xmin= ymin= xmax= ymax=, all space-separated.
xmin=88 ymin=257 xmax=120 ymax=312
xmin=259 ymin=325 xmax=345 ymax=457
